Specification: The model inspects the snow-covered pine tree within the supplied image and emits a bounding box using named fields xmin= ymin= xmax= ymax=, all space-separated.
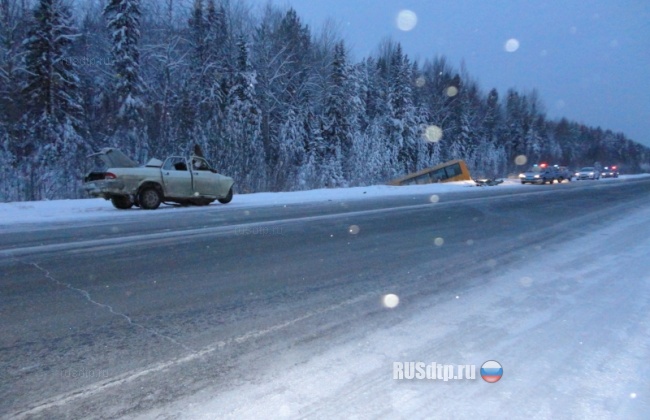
xmin=76 ymin=2 xmax=112 ymax=151
xmin=184 ymin=0 xmax=208 ymax=156
xmin=483 ymin=89 xmax=500 ymax=145
xmin=321 ymin=41 xmax=354 ymax=187
xmin=275 ymin=8 xmax=312 ymax=115
xmin=477 ymin=88 xmax=506 ymax=175
xmin=0 ymin=0 xmax=12 ymax=113
xmin=522 ymin=91 xmax=547 ymax=163
xmin=452 ymin=69 xmax=485 ymax=172
xmin=503 ymin=89 xmax=527 ymax=167
xmin=223 ymin=36 xmax=266 ymax=192
xmin=296 ymin=110 xmax=322 ymax=189
xmin=389 ymin=44 xmax=419 ymax=174
xmin=359 ymin=55 xmax=397 ymax=180
xmin=251 ymin=7 xmax=314 ymax=187
xmin=141 ymin=0 xmax=186 ymax=158
xmin=203 ymin=0 xmax=231 ymax=161
xmin=21 ymin=0 xmax=87 ymax=200
xmin=104 ymin=0 xmax=148 ymax=162
xmin=0 ymin=0 xmax=20 ymax=200
xmin=275 ymin=108 xmax=306 ymax=190
xmin=416 ymin=57 xmax=455 ymax=153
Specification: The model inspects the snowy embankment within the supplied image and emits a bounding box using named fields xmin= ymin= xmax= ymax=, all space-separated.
xmin=2 ymin=175 xmax=647 ymax=226
xmin=0 ymin=179 xmax=489 ymax=225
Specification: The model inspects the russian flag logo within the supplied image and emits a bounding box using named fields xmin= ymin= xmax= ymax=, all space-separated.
xmin=480 ymin=360 xmax=503 ymax=383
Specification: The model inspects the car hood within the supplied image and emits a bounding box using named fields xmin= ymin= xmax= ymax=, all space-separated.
xmin=89 ymin=148 xmax=139 ymax=168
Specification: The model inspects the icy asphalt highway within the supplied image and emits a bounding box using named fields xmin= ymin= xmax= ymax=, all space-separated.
xmin=2 ymin=177 xmax=650 ymax=418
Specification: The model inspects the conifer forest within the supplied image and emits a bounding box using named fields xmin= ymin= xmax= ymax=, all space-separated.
xmin=1 ymin=0 xmax=648 ymax=201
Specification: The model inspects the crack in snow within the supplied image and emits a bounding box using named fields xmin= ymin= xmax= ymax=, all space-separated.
xmin=11 ymin=290 xmax=377 ymax=419
xmin=29 ymin=261 xmax=192 ymax=352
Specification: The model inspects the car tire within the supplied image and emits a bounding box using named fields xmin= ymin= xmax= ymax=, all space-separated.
xmin=218 ymin=187 xmax=233 ymax=204
xmin=111 ymin=196 xmax=133 ymax=210
xmin=138 ymin=187 xmax=162 ymax=210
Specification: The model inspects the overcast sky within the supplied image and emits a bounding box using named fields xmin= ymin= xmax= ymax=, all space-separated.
xmin=249 ymin=0 xmax=650 ymax=147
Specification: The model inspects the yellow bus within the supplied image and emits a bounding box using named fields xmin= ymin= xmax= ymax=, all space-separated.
xmin=388 ymin=159 xmax=471 ymax=186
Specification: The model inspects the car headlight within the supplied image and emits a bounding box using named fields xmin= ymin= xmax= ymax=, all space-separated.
xmin=518 ymin=173 xmax=525 ymax=178
xmin=589 ymin=172 xmax=594 ymax=175
xmin=534 ymin=174 xmax=540 ymax=178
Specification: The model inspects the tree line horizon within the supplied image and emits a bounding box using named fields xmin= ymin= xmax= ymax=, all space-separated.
xmin=1 ymin=0 xmax=648 ymax=202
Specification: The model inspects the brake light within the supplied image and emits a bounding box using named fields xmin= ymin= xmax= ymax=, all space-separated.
xmin=612 ymin=166 xmax=617 ymax=170
xmin=539 ymin=163 xmax=547 ymax=168
xmin=105 ymin=172 xmax=117 ymax=179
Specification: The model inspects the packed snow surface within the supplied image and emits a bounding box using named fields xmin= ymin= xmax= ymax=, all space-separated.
xmin=3 ymin=175 xmax=649 ymax=419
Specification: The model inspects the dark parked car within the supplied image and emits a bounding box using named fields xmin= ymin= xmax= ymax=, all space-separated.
xmin=519 ymin=164 xmax=558 ymax=184
xmin=601 ymin=166 xmax=620 ymax=178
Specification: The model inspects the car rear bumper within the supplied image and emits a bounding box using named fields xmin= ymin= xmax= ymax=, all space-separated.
xmin=521 ymin=178 xmax=544 ymax=184
xmin=83 ymin=180 xmax=128 ymax=198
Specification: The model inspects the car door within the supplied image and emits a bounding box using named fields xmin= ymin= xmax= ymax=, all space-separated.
xmin=190 ymin=157 xmax=226 ymax=197
xmin=161 ymin=157 xmax=193 ymax=198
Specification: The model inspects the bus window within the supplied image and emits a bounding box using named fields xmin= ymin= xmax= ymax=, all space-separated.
xmin=445 ymin=163 xmax=462 ymax=178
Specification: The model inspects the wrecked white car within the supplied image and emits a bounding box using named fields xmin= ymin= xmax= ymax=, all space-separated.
xmin=83 ymin=148 xmax=234 ymax=210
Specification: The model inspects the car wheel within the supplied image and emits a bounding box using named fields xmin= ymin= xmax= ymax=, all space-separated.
xmin=218 ymin=187 xmax=233 ymax=204
xmin=557 ymin=177 xmax=563 ymax=183
xmin=138 ymin=187 xmax=162 ymax=210
xmin=111 ymin=196 xmax=133 ymax=210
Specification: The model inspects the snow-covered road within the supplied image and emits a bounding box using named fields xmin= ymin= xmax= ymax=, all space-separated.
xmin=2 ymin=176 xmax=649 ymax=419
xmin=141 ymin=183 xmax=650 ymax=419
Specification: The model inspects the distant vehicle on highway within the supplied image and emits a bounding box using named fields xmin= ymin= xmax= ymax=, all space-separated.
xmin=554 ymin=165 xmax=573 ymax=183
xmin=601 ymin=166 xmax=620 ymax=178
xmin=575 ymin=167 xmax=600 ymax=180
xmin=519 ymin=163 xmax=558 ymax=184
